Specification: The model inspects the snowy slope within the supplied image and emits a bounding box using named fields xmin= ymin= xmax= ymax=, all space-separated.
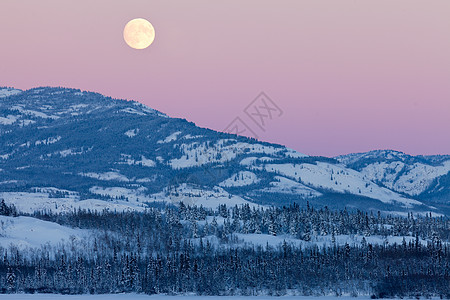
xmin=336 ymin=150 xmax=410 ymax=165
xmin=337 ymin=150 xmax=450 ymax=196
xmin=150 ymin=184 xmax=259 ymax=208
xmin=258 ymin=176 xmax=322 ymax=198
xmin=0 ymin=190 xmax=147 ymax=214
xmin=360 ymin=160 xmax=450 ymax=196
xmin=0 ymin=215 xmax=88 ymax=249
xmin=0 ymin=114 xmax=19 ymax=125
xmin=158 ymin=131 xmax=182 ymax=143
xmin=261 ymin=162 xmax=423 ymax=207
xmin=0 ymin=87 xmax=22 ymax=98
xmin=170 ymin=140 xmax=293 ymax=169
xmin=219 ymin=171 xmax=260 ymax=187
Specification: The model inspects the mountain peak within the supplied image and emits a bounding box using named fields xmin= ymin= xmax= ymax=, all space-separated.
xmin=0 ymin=86 xmax=167 ymax=121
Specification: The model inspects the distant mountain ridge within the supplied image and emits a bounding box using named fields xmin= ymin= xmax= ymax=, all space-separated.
xmin=336 ymin=149 xmax=450 ymax=211
xmin=1 ymin=86 xmax=449 ymax=215
xmin=336 ymin=149 xmax=450 ymax=168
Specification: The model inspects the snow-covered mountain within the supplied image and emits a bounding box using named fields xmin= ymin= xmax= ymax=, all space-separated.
xmin=0 ymin=87 xmax=447 ymax=215
xmin=336 ymin=150 xmax=450 ymax=210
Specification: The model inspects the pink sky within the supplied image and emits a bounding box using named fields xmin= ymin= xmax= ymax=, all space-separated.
xmin=1 ymin=0 xmax=449 ymax=156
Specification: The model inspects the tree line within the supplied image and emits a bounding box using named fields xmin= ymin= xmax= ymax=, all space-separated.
xmin=0 ymin=202 xmax=448 ymax=297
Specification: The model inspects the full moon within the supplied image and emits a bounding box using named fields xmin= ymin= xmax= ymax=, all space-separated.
xmin=123 ymin=18 xmax=155 ymax=50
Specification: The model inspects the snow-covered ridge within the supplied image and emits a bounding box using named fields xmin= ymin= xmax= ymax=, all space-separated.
xmin=11 ymin=104 xmax=60 ymax=119
xmin=360 ymin=160 xmax=450 ymax=196
xmin=1 ymin=87 xmax=166 ymax=122
xmin=170 ymin=140 xmax=291 ymax=169
xmin=0 ymin=87 xmax=22 ymax=98
xmin=336 ymin=150 xmax=450 ymax=196
xmin=260 ymin=162 xmax=423 ymax=207
xmin=132 ymin=100 xmax=168 ymax=117
xmin=336 ymin=149 xmax=409 ymax=165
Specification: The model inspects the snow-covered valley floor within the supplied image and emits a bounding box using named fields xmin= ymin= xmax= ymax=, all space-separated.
xmin=0 ymin=295 xmax=402 ymax=300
